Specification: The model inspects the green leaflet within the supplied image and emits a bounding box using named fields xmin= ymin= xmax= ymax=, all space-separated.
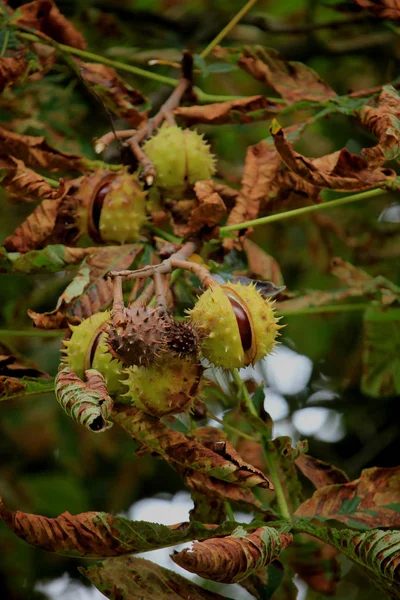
xmin=0 ymin=376 xmax=54 ymax=402
xmin=0 ymin=245 xmax=92 ymax=274
xmin=361 ymin=306 xmax=400 ymax=397
xmin=80 ymin=556 xmax=233 ymax=600
xmin=295 ymin=521 xmax=400 ymax=599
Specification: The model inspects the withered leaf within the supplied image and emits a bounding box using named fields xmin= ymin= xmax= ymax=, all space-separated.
xmin=172 ymin=526 xmax=292 ymax=583
xmin=215 ymin=46 xmax=336 ymax=104
xmin=76 ymin=60 xmax=148 ymax=125
xmin=272 ymin=123 xmax=395 ymax=191
xmin=28 ymin=245 xmax=141 ymax=328
xmin=2 ymin=245 xmax=93 ymax=275
xmin=0 ymin=126 xmax=85 ymax=172
xmin=14 ymin=0 xmax=87 ymax=49
xmin=0 ymin=376 xmax=54 ymax=402
xmin=266 ymin=437 xmax=307 ymax=515
xmin=287 ymin=535 xmax=340 ymax=595
xmin=295 ymin=454 xmax=350 ymax=488
xmin=295 ymin=466 xmax=400 ymax=528
xmin=184 ymin=180 xmax=227 ymax=235
xmin=0 ymin=53 xmax=27 ymax=92
xmin=0 ymin=155 xmax=65 ymax=201
xmin=0 ymin=341 xmax=49 ymax=379
xmin=359 ymin=85 xmax=400 ymax=167
xmin=175 ymin=95 xmax=279 ymax=125
xmin=81 ymin=556 xmax=230 ymax=600
xmin=354 ymin=0 xmax=400 ymax=21
xmin=112 ymin=406 xmax=272 ymax=489
xmin=0 ymin=496 xmax=239 ymax=558
xmin=4 ymin=198 xmax=63 ymax=252
xmin=244 ymin=239 xmax=284 ymax=285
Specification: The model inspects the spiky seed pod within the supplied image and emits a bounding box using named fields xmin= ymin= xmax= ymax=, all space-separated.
xmin=188 ymin=282 xmax=281 ymax=369
xmin=75 ymin=170 xmax=147 ymax=244
xmin=143 ymin=125 xmax=216 ymax=194
xmin=123 ymin=356 xmax=203 ymax=417
xmin=166 ymin=319 xmax=199 ymax=359
xmin=62 ymin=312 xmax=126 ymax=396
xmin=106 ymin=306 xmax=168 ymax=368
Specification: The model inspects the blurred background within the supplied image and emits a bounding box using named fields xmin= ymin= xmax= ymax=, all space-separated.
xmin=1 ymin=0 xmax=400 ymax=598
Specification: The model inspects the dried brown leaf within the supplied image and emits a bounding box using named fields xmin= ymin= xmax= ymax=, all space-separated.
xmin=0 ymin=341 xmax=49 ymax=379
xmin=0 ymin=53 xmax=27 ymax=92
xmin=295 ymin=454 xmax=350 ymax=489
xmin=295 ymin=466 xmax=400 ymax=527
xmin=0 ymin=126 xmax=85 ymax=171
xmin=112 ymin=406 xmax=272 ymax=489
xmin=288 ymin=535 xmax=340 ymax=595
xmin=359 ymin=85 xmax=400 ymax=166
xmin=244 ymin=239 xmax=284 ymax=285
xmin=175 ymin=95 xmax=279 ymax=125
xmin=172 ymin=526 xmax=292 ymax=583
xmin=15 ymin=0 xmax=87 ymax=49
xmin=4 ymin=198 xmax=63 ymax=252
xmin=0 ymin=155 xmax=65 ymax=201
xmin=354 ymin=0 xmax=400 ymax=21
xmin=272 ymin=124 xmax=395 ymax=191
xmin=76 ymin=60 xmax=148 ymax=125
xmin=28 ymin=245 xmax=141 ymax=328
xmin=183 ymin=180 xmax=227 ymax=236
xmin=215 ymin=46 xmax=336 ymax=104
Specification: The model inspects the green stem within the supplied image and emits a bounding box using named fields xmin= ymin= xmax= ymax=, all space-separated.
xmin=200 ymin=0 xmax=260 ymax=59
xmin=219 ymin=188 xmax=387 ymax=236
xmin=277 ymin=303 xmax=369 ymax=317
xmin=263 ymin=449 xmax=291 ymax=521
xmin=0 ymin=329 xmax=64 ymax=337
xmin=1 ymin=29 xmax=9 ymax=56
xmin=144 ymin=223 xmax=183 ymax=244
xmin=224 ymin=501 xmax=236 ymax=522
xmin=232 ymin=367 xmax=257 ymax=417
xmin=207 ymin=410 xmax=258 ymax=442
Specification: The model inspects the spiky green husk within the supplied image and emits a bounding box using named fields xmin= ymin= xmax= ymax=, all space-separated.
xmin=63 ymin=312 xmax=126 ymax=396
xmin=188 ymin=283 xmax=279 ymax=369
xmin=143 ymin=125 xmax=216 ymax=192
xmin=123 ymin=356 xmax=202 ymax=417
xmin=99 ymin=173 xmax=147 ymax=244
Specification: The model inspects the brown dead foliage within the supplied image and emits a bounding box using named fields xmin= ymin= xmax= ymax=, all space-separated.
xmin=172 ymin=527 xmax=292 ymax=583
xmin=215 ymin=46 xmax=336 ymax=104
xmin=175 ymin=95 xmax=279 ymax=125
xmin=288 ymin=535 xmax=340 ymax=595
xmin=0 ymin=126 xmax=85 ymax=172
xmin=295 ymin=466 xmax=400 ymax=527
xmin=295 ymin=454 xmax=350 ymax=489
xmin=185 ymin=180 xmax=227 ymax=235
xmin=0 ymin=53 xmax=27 ymax=92
xmin=272 ymin=124 xmax=395 ymax=191
xmin=113 ymin=406 xmax=272 ymax=489
xmin=244 ymin=239 xmax=284 ymax=285
xmin=76 ymin=60 xmax=148 ymax=125
xmin=15 ymin=0 xmax=87 ymax=49
xmin=0 ymin=155 xmax=65 ymax=202
xmin=359 ymin=85 xmax=400 ymax=167
xmin=354 ymin=0 xmax=400 ymax=21
xmin=0 ymin=342 xmax=49 ymax=380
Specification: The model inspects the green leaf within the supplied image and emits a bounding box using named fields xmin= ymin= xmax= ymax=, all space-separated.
xmin=0 ymin=245 xmax=92 ymax=274
xmin=361 ymin=307 xmax=400 ymax=398
xmin=0 ymin=376 xmax=54 ymax=402
xmin=80 ymin=556 xmax=233 ymax=600
xmin=295 ymin=521 xmax=400 ymax=599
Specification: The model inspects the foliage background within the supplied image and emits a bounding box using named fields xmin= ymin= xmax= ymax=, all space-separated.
xmin=1 ymin=0 xmax=400 ymax=598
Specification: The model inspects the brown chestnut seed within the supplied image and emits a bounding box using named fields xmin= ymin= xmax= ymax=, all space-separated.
xmin=86 ymin=331 xmax=104 ymax=371
xmin=228 ymin=297 xmax=252 ymax=352
xmin=92 ymin=182 xmax=111 ymax=232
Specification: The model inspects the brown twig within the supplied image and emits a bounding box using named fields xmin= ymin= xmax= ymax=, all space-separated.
xmin=153 ymin=272 xmax=168 ymax=314
xmin=94 ymin=130 xmax=137 ymax=154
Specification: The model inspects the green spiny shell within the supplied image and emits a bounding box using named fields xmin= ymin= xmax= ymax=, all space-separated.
xmin=188 ymin=282 xmax=280 ymax=369
xmin=123 ymin=356 xmax=203 ymax=417
xmin=99 ymin=172 xmax=147 ymax=244
xmin=143 ymin=125 xmax=216 ymax=192
xmin=63 ymin=312 xmax=126 ymax=396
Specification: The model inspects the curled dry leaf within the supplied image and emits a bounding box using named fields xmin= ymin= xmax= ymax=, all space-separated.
xmin=14 ymin=0 xmax=87 ymax=49
xmin=272 ymin=123 xmax=396 ymax=191
xmin=0 ymin=155 xmax=65 ymax=202
xmin=172 ymin=526 xmax=292 ymax=583
xmin=112 ymin=406 xmax=272 ymax=489
xmin=175 ymin=95 xmax=279 ymax=125
xmin=183 ymin=180 xmax=227 ymax=236
xmin=295 ymin=454 xmax=350 ymax=488
xmin=81 ymin=556 xmax=230 ymax=600
xmin=215 ymin=46 xmax=336 ymax=104
xmin=55 ymin=365 xmax=114 ymax=432
xmin=359 ymin=85 xmax=400 ymax=167
xmin=0 ymin=496 xmax=239 ymax=558
xmin=295 ymin=466 xmax=400 ymax=528
xmin=0 ymin=53 xmax=28 ymax=92
xmin=0 ymin=126 xmax=85 ymax=172
xmin=76 ymin=60 xmax=148 ymax=125
xmin=354 ymin=0 xmax=400 ymax=21
xmin=28 ymin=245 xmax=141 ymax=328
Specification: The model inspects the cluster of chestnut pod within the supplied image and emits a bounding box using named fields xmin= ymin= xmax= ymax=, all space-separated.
xmin=57 ymin=124 xmax=281 ymax=419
